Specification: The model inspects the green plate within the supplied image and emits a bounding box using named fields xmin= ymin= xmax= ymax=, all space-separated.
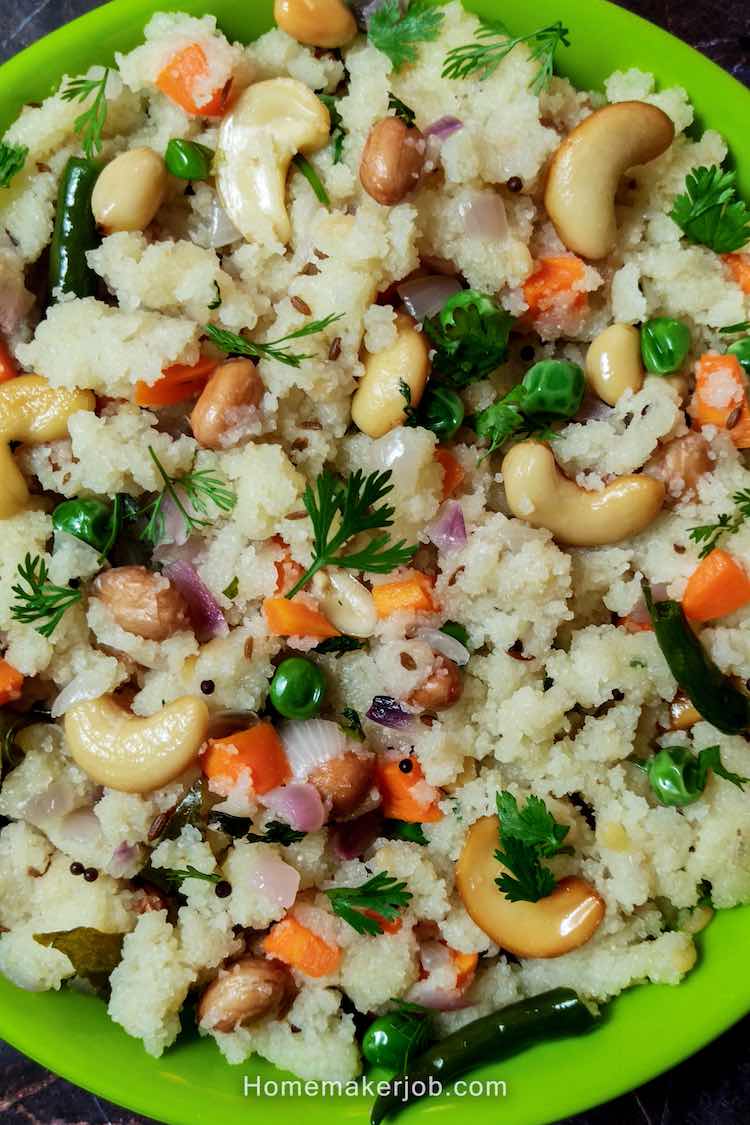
xmin=1 ymin=2 xmax=749 ymax=1122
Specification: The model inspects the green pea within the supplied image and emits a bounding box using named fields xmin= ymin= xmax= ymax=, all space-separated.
xmin=164 ymin=139 xmax=214 ymax=181
xmin=520 ymin=359 xmax=584 ymax=417
xmin=728 ymin=337 xmax=750 ymax=374
xmin=441 ymin=620 xmax=469 ymax=648
xmin=270 ymin=657 xmax=326 ymax=720
xmin=362 ymin=1009 xmax=433 ymax=1072
xmin=645 ymin=747 xmax=704 ymax=807
xmin=421 ymin=387 xmax=464 ymax=440
xmin=640 ymin=317 xmax=691 ymax=374
xmin=52 ymin=498 xmax=115 ymax=553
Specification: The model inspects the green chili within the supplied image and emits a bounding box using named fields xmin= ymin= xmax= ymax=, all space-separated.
xmin=362 ymin=1004 xmax=433 ymax=1071
xmin=49 ymin=156 xmax=100 ymax=299
xmin=164 ymin=138 xmax=214 ymax=181
xmin=644 ymin=584 xmax=749 ymax=733
xmin=370 ymin=988 xmax=599 ymax=1124
xmin=728 ymin=337 xmax=750 ymax=374
xmin=640 ymin=317 xmax=691 ymax=374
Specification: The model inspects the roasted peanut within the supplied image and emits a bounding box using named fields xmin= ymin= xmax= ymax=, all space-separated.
xmin=94 ymin=566 xmax=190 ymax=641
xmin=92 ymin=148 xmax=168 ymax=233
xmin=360 ymin=117 xmax=426 ymax=207
xmin=408 ymin=657 xmax=463 ymax=712
xmin=274 ymin=0 xmax=357 ymax=48
xmin=309 ymin=751 xmax=375 ymax=819
xmin=190 ymin=359 xmax=263 ymax=449
xmin=198 ymin=957 xmax=295 ymax=1032
xmin=643 ymin=433 xmax=711 ymax=503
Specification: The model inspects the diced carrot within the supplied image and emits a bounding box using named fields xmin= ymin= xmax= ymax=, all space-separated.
xmin=435 ymin=448 xmax=465 ymax=500
xmin=263 ymin=916 xmax=341 ymax=978
xmin=724 ymin=253 xmax=750 ymax=294
xmin=522 ymin=255 xmax=587 ymax=319
xmin=375 ymin=757 xmax=442 ymax=823
xmin=156 ymin=44 xmax=231 ymax=117
xmin=263 ymin=597 xmax=340 ymax=639
xmin=201 ymin=721 xmax=290 ymax=795
xmin=0 ymin=658 xmax=23 ymax=705
xmin=690 ymin=353 xmax=750 ymax=449
xmin=0 ymin=335 xmax=17 ymax=383
xmin=450 ymin=949 xmax=478 ymax=990
xmin=372 ymin=573 xmax=435 ymax=618
xmin=270 ymin=537 xmax=307 ymax=596
xmin=682 ymin=548 xmax=750 ymax=622
xmin=361 ymin=909 xmax=403 ymax=935
xmin=134 ymin=356 xmax=218 ymax=407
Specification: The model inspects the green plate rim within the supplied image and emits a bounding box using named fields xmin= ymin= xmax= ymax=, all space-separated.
xmin=0 ymin=2 xmax=749 ymax=1124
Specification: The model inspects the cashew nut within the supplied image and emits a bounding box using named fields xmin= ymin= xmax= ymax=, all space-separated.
xmin=91 ymin=147 xmax=168 ymax=233
xmin=351 ymin=312 xmax=430 ymax=439
xmin=0 ymin=375 xmax=95 ymax=519
xmin=64 ymin=695 xmax=209 ymax=793
xmin=216 ymin=78 xmax=330 ymax=246
xmin=274 ymin=0 xmax=357 ymax=48
xmin=456 ymin=815 xmax=605 ymax=958
xmin=502 ymin=441 xmax=665 ymax=547
xmin=317 ymin=570 xmax=377 ymax=637
xmin=545 ymin=102 xmax=674 ymax=260
xmin=585 ymin=324 xmax=643 ymax=406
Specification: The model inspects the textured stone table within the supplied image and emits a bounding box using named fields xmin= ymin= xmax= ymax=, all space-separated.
xmin=0 ymin=1 xmax=749 ymax=1123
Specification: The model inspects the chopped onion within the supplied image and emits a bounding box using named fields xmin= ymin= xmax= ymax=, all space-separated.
xmin=246 ymin=850 xmax=300 ymax=910
xmin=24 ymin=779 xmax=78 ymax=824
xmin=427 ymin=501 xmax=467 ymax=553
xmin=458 ymin=191 xmax=508 ymax=241
xmin=331 ymin=809 xmax=384 ymax=860
xmin=160 ymin=490 xmax=190 ymax=547
xmin=424 ymin=116 xmax=463 ymax=141
xmin=51 ymin=674 xmax=108 ymax=718
xmin=280 ymin=719 xmax=349 ymax=780
xmin=397 ymin=276 xmax=462 ymax=322
xmin=406 ymin=980 xmax=471 ymax=1010
xmin=165 ymin=561 xmax=228 ymax=642
xmin=108 ymin=841 xmax=141 ymax=879
xmin=626 ymin=582 xmax=669 ymax=626
xmin=366 ymin=696 xmax=417 ymax=730
xmin=57 ymin=808 xmax=102 ymax=847
xmin=261 ymin=782 xmax=326 ymax=832
xmin=207 ymin=194 xmax=242 ymax=248
xmin=417 ymin=627 xmax=470 ymax=667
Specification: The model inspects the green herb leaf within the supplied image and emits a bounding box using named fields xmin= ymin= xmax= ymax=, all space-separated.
xmin=325 ymin=870 xmax=412 ymax=935
xmin=205 ymin=314 xmax=343 ymax=370
xmin=388 ymin=93 xmax=416 ymax=127
xmin=386 ymin=819 xmax=428 ymax=845
xmin=719 ymin=321 xmax=750 ymax=334
xmin=670 ymin=165 xmax=750 ymax=254
xmin=424 ymin=290 xmax=514 ymax=387
xmin=247 ymin=820 xmax=307 ymax=845
xmin=34 ymin=928 xmax=123 ymax=987
xmin=399 ymin=379 xmax=420 ymax=426
xmin=318 ymin=93 xmax=347 ymax=164
xmin=369 ymin=0 xmax=445 ymax=71
xmin=293 ymin=153 xmax=330 ymax=207
xmin=61 ymin=69 xmax=110 ymax=159
xmin=443 ymin=19 xmax=570 ymax=94
xmin=208 ymin=282 xmax=222 ymax=310
xmin=494 ymin=790 xmax=570 ymax=903
xmin=688 ymin=488 xmax=750 ymax=559
xmin=223 ymin=576 xmax=239 ymax=599
xmin=314 ymin=635 xmax=367 ymax=656
xmin=10 ymin=554 xmax=82 ymax=638
xmin=162 ymin=865 xmax=222 ymax=887
xmin=140 ymin=447 xmax=236 ymax=547
xmin=285 ymin=469 xmax=417 ymax=597
xmin=0 ymin=140 xmax=28 ymax=188
xmin=149 ymin=779 xmax=209 ymax=843
xmin=340 ymin=707 xmax=365 ymax=741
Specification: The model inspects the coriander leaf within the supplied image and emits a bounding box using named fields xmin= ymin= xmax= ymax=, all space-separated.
xmin=162 ymin=865 xmax=222 ymax=887
xmin=688 ymin=488 xmax=750 ymax=559
xmin=493 ymin=790 xmax=570 ymax=903
xmin=0 ymin=140 xmax=28 ymax=188
xmin=314 ymin=635 xmax=367 ymax=655
xmin=140 ymin=447 xmax=236 ymax=546
xmin=369 ymin=0 xmax=445 ymax=72
xmin=340 ymin=707 xmax=365 ymax=741
xmin=318 ymin=93 xmax=347 ymax=164
xmin=386 ymin=819 xmax=428 ymax=845
xmin=495 ymin=833 xmax=557 ymax=903
xmin=10 ymin=554 xmax=82 ymax=638
xmin=474 ymin=399 xmax=525 ymax=455
xmin=424 ymin=290 xmax=514 ymax=387
xmin=61 ymin=68 xmax=110 ymax=159
xmin=325 ymin=870 xmax=412 ymax=935
xmin=223 ymin=576 xmax=239 ymax=599
xmin=670 ymin=165 xmax=750 ymax=254
xmin=443 ymin=19 xmax=570 ymax=94
xmin=205 ymin=314 xmax=343 ymax=370
xmin=293 ymin=153 xmax=330 ymax=208
xmin=388 ymin=93 xmax=417 ymax=127
xmin=495 ymin=790 xmax=570 ymax=857
xmin=285 ymin=469 xmax=417 ymax=597
xmin=247 ymin=820 xmax=307 ymax=845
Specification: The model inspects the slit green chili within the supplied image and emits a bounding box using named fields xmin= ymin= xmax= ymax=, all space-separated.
xmin=370 ymin=988 xmax=599 ymax=1124
xmin=49 ymin=156 xmax=100 ymax=299
xmin=643 ymin=583 xmax=749 ymax=734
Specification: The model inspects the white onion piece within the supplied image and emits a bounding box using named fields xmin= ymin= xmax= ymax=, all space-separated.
xmin=24 ymin=779 xmax=78 ymax=824
xmin=280 ymin=719 xmax=349 ymax=781
xmin=208 ymin=194 xmax=242 ymax=248
xmin=246 ymin=850 xmax=300 ymax=910
xmin=261 ymin=782 xmax=326 ymax=832
xmin=58 ymin=808 xmax=102 ymax=847
xmin=397 ymin=276 xmax=462 ymax=322
xmin=459 ymin=191 xmax=508 ymax=241
xmin=417 ymin=627 xmax=470 ymax=667
xmin=51 ymin=674 xmax=108 ymax=718
xmin=419 ymin=939 xmax=454 ymax=976
xmin=406 ymin=980 xmax=471 ymax=1010
xmin=160 ymin=490 xmax=190 ymax=547
xmin=107 ymin=841 xmax=141 ymax=879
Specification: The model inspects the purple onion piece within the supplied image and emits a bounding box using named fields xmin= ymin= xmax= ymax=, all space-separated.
xmin=165 ymin=560 xmax=228 ymax=643
xmin=332 ymin=809 xmax=384 ymax=860
xmin=366 ymin=696 xmax=416 ymax=729
xmin=423 ymin=115 xmax=464 ymax=141
xmin=428 ymin=501 xmax=467 ymax=553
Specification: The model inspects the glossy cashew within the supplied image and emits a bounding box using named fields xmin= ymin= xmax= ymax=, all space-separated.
xmin=351 ymin=313 xmax=430 ymax=439
xmin=585 ymin=323 xmax=644 ymax=406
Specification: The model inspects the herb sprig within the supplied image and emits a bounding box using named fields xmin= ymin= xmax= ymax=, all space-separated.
xmin=205 ymin=314 xmax=343 ymax=370
xmin=388 ymin=93 xmax=417 ymax=127
xmin=141 ymin=447 xmax=237 ymax=546
xmin=61 ymin=68 xmax=110 ymax=159
xmin=247 ymin=820 xmax=306 ymax=846
xmin=369 ymin=0 xmax=445 ymax=71
xmin=10 ymin=555 xmax=83 ymax=638
xmin=443 ymin=19 xmax=570 ymax=94
xmin=688 ymin=489 xmax=750 ymax=559
xmin=162 ymin=865 xmax=222 ymax=888
xmin=293 ymin=153 xmax=330 ymax=208
xmin=424 ymin=290 xmax=514 ymax=387
xmin=0 ymin=140 xmax=28 ymax=189
xmin=284 ymin=469 xmax=417 ymax=598
xmin=325 ymin=870 xmax=412 ymax=935
xmin=670 ymin=166 xmax=750 ymax=254
xmin=494 ymin=790 xmax=571 ymax=903
xmin=318 ymin=93 xmax=347 ymax=164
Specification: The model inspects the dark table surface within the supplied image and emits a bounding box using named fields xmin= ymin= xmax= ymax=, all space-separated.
xmin=0 ymin=2 xmax=749 ymax=1123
